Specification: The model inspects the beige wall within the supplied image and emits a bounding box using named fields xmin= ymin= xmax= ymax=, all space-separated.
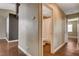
xmin=44 ymin=4 xmax=66 ymax=52
xmin=42 ymin=18 xmax=52 ymax=44
xmin=52 ymin=4 xmax=66 ymax=51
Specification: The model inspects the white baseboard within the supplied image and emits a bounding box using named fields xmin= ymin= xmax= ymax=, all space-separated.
xmin=18 ymin=45 xmax=31 ymax=56
xmin=53 ymin=42 xmax=66 ymax=53
xmin=0 ymin=37 xmax=7 ymax=39
xmin=8 ymin=40 xmax=18 ymax=42
xmin=0 ymin=37 xmax=18 ymax=43
xmin=68 ymin=36 xmax=77 ymax=39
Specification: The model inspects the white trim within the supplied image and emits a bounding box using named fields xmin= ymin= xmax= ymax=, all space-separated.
xmin=0 ymin=37 xmax=8 ymax=41
xmin=68 ymin=36 xmax=77 ymax=39
xmin=18 ymin=45 xmax=31 ymax=56
xmin=53 ymin=42 xmax=66 ymax=53
xmin=0 ymin=37 xmax=18 ymax=43
xmin=5 ymin=37 xmax=8 ymax=42
xmin=0 ymin=37 xmax=7 ymax=39
xmin=7 ymin=40 xmax=18 ymax=42
xmin=5 ymin=37 xmax=18 ymax=42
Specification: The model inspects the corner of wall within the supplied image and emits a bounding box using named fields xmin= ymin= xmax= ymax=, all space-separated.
xmin=18 ymin=45 xmax=32 ymax=56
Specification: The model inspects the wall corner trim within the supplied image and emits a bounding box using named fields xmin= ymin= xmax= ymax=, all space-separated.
xmin=18 ymin=45 xmax=32 ymax=56
xmin=53 ymin=42 xmax=67 ymax=54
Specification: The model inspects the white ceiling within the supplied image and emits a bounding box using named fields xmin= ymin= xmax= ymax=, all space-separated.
xmin=57 ymin=3 xmax=79 ymax=15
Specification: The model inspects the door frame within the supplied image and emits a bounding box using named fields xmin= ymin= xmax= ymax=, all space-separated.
xmin=38 ymin=3 xmax=53 ymax=56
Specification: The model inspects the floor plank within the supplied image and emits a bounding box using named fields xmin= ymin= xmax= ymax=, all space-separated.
xmin=43 ymin=38 xmax=79 ymax=56
xmin=0 ymin=39 xmax=26 ymax=56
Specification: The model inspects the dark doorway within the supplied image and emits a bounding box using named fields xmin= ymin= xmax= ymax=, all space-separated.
xmin=9 ymin=13 xmax=18 ymax=41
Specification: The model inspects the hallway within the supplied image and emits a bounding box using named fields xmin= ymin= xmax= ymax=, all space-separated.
xmin=0 ymin=39 xmax=26 ymax=56
xmin=43 ymin=38 xmax=79 ymax=56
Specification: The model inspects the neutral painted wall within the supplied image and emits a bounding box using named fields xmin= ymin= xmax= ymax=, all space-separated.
xmin=19 ymin=4 xmax=39 ymax=56
xmin=0 ymin=16 xmax=6 ymax=39
xmin=42 ymin=18 xmax=52 ymax=44
xmin=42 ymin=5 xmax=53 ymax=45
xmin=45 ymin=4 xmax=66 ymax=52
xmin=52 ymin=4 xmax=66 ymax=51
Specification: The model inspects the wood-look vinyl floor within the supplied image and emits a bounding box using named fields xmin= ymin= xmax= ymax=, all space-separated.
xmin=43 ymin=38 xmax=79 ymax=56
xmin=0 ymin=39 xmax=26 ymax=56
xmin=0 ymin=38 xmax=78 ymax=56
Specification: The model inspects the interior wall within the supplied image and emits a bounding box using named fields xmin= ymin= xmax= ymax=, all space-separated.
xmin=19 ymin=3 xmax=39 ymax=56
xmin=42 ymin=18 xmax=52 ymax=44
xmin=45 ymin=4 xmax=66 ymax=52
xmin=0 ymin=16 xmax=6 ymax=39
xmin=53 ymin=5 xmax=66 ymax=51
